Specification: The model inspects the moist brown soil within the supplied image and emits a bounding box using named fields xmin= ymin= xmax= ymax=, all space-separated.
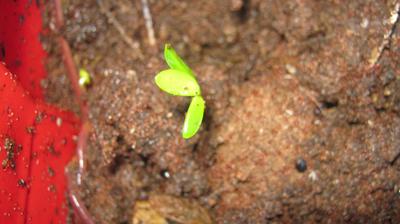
xmin=42 ymin=0 xmax=400 ymax=223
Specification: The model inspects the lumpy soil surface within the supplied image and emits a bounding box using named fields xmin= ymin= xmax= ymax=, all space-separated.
xmin=43 ymin=0 xmax=400 ymax=223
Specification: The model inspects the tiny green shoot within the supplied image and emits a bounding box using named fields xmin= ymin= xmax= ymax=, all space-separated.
xmin=155 ymin=44 xmax=205 ymax=139
xmin=79 ymin=68 xmax=91 ymax=87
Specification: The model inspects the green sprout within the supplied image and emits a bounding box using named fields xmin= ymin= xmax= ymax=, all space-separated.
xmin=155 ymin=44 xmax=205 ymax=139
xmin=79 ymin=68 xmax=91 ymax=87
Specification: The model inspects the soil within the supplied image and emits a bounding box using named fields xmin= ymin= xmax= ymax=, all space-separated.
xmin=42 ymin=0 xmax=400 ymax=223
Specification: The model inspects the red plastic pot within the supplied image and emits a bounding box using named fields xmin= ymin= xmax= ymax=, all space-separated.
xmin=0 ymin=1 xmax=81 ymax=223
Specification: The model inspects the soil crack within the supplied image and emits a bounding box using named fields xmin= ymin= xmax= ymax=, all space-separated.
xmin=370 ymin=1 xmax=400 ymax=67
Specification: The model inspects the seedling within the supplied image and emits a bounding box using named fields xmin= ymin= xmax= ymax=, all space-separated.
xmin=79 ymin=68 xmax=91 ymax=87
xmin=155 ymin=44 xmax=205 ymax=139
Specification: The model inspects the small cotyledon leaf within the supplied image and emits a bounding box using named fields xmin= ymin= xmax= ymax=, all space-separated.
xmin=164 ymin=43 xmax=194 ymax=77
xmin=182 ymin=95 xmax=205 ymax=139
xmin=155 ymin=69 xmax=201 ymax=96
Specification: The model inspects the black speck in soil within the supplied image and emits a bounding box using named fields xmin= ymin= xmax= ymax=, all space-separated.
xmin=108 ymin=154 xmax=125 ymax=174
xmin=160 ymin=169 xmax=171 ymax=179
xmin=116 ymin=135 xmax=125 ymax=145
xmin=321 ymin=99 xmax=338 ymax=109
xmin=295 ymin=158 xmax=307 ymax=173
xmin=235 ymin=0 xmax=250 ymax=23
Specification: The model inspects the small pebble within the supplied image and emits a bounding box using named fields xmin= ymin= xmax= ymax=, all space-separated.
xmin=308 ymin=171 xmax=318 ymax=181
xmin=295 ymin=158 xmax=307 ymax=172
xmin=160 ymin=169 xmax=171 ymax=179
xmin=360 ymin=18 xmax=369 ymax=28
xmin=285 ymin=64 xmax=297 ymax=75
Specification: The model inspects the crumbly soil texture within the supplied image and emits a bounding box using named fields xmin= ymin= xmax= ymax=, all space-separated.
xmin=43 ymin=0 xmax=400 ymax=223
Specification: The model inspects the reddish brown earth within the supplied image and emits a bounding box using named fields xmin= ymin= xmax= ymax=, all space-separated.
xmin=42 ymin=0 xmax=400 ymax=223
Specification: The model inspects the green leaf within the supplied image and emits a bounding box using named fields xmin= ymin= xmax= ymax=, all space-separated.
xmin=155 ymin=69 xmax=201 ymax=96
xmin=164 ymin=44 xmax=194 ymax=77
xmin=182 ymin=96 xmax=205 ymax=139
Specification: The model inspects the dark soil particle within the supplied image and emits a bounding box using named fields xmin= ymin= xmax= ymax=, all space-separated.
xmin=43 ymin=0 xmax=400 ymax=223
xmin=295 ymin=158 xmax=307 ymax=173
